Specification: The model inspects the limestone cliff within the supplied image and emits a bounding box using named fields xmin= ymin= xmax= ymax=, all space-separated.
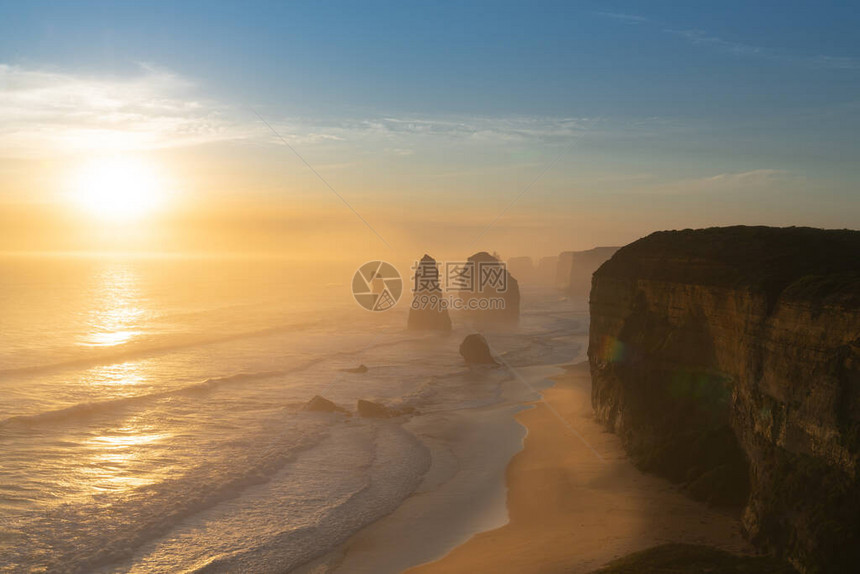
xmin=588 ymin=226 xmax=860 ymax=573
xmin=565 ymin=246 xmax=619 ymax=296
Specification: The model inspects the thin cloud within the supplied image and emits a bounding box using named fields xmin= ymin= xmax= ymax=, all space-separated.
xmin=0 ymin=64 xmax=251 ymax=158
xmin=668 ymin=28 xmax=860 ymax=70
xmin=667 ymin=29 xmax=766 ymax=58
xmin=593 ymin=12 xmax=652 ymax=24
xmin=0 ymin=64 xmax=651 ymax=163
xmin=651 ymin=169 xmax=799 ymax=196
xmin=263 ymin=115 xmax=599 ymax=148
xmin=594 ymin=11 xmax=860 ymax=70
xmin=802 ymin=55 xmax=860 ymax=71
xmin=698 ymin=168 xmax=788 ymax=184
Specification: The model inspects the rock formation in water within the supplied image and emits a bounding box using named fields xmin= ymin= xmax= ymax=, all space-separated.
xmin=458 ymin=251 xmax=520 ymax=327
xmin=303 ymin=395 xmax=349 ymax=414
xmin=588 ymin=226 xmax=860 ymax=573
xmin=459 ymin=333 xmax=498 ymax=365
xmin=407 ymin=254 xmax=452 ymax=332
xmin=556 ymin=247 xmax=619 ymax=294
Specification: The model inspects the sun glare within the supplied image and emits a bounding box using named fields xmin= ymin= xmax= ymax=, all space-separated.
xmin=71 ymin=157 xmax=165 ymax=220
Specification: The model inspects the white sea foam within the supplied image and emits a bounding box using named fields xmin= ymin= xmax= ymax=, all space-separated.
xmin=0 ymin=256 xmax=587 ymax=573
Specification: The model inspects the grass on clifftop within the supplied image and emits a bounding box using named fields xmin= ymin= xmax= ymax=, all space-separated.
xmin=590 ymin=544 xmax=797 ymax=574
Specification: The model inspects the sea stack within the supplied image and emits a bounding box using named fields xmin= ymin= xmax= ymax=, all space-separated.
xmin=407 ymin=254 xmax=452 ymax=332
xmin=588 ymin=226 xmax=860 ymax=573
xmin=459 ymin=333 xmax=498 ymax=365
xmin=458 ymin=251 xmax=520 ymax=327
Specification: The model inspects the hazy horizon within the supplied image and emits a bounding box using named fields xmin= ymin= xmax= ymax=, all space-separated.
xmin=2 ymin=4 xmax=859 ymax=573
xmin=2 ymin=1 xmax=859 ymax=261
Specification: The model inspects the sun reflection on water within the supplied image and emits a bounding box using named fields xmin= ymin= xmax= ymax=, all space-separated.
xmin=80 ymin=262 xmax=147 ymax=348
xmin=78 ymin=423 xmax=173 ymax=494
xmin=62 ymin=263 xmax=177 ymax=498
xmin=83 ymin=329 xmax=141 ymax=347
xmin=88 ymin=361 xmax=148 ymax=393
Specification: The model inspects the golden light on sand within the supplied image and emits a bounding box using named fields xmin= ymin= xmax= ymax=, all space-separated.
xmin=70 ymin=156 xmax=165 ymax=220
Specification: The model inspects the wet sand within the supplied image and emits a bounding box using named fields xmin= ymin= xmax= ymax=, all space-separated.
xmin=406 ymin=362 xmax=752 ymax=574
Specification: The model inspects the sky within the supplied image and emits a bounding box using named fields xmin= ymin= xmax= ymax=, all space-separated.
xmin=1 ymin=0 xmax=858 ymax=261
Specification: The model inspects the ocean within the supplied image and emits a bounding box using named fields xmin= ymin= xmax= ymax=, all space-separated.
xmin=0 ymin=254 xmax=587 ymax=573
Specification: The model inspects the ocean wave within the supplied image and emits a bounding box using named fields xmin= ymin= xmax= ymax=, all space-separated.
xmin=3 ymin=419 xmax=432 ymax=574
xmin=181 ymin=425 xmax=431 ymax=574
xmin=4 ymin=416 xmax=331 ymax=574
xmin=0 ymin=364 xmax=321 ymax=432
xmin=0 ymin=321 xmax=320 ymax=378
xmin=0 ymin=331 xmax=442 ymax=432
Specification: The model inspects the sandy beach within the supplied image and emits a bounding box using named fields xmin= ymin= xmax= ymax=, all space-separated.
xmin=403 ymin=362 xmax=753 ymax=574
xmin=300 ymin=360 xmax=754 ymax=574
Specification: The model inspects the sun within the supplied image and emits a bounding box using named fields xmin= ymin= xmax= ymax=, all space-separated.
xmin=70 ymin=157 xmax=165 ymax=220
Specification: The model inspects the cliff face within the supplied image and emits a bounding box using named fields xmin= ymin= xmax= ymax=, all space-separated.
xmin=556 ymin=247 xmax=619 ymax=293
xmin=566 ymin=247 xmax=620 ymax=296
xmin=588 ymin=227 xmax=860 ymax=573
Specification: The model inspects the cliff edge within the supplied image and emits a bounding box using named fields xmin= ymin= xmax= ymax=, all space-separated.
xmin=588 ymin=226 xmax=860 ymax=573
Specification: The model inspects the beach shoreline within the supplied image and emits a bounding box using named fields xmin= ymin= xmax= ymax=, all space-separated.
xmin=294 ymin=364 xmax=558 ymax=574
xmin=301 ymin=360 xmax=753 ymax=574
xmin=405 ymin=362 xmax=752 ymax=573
